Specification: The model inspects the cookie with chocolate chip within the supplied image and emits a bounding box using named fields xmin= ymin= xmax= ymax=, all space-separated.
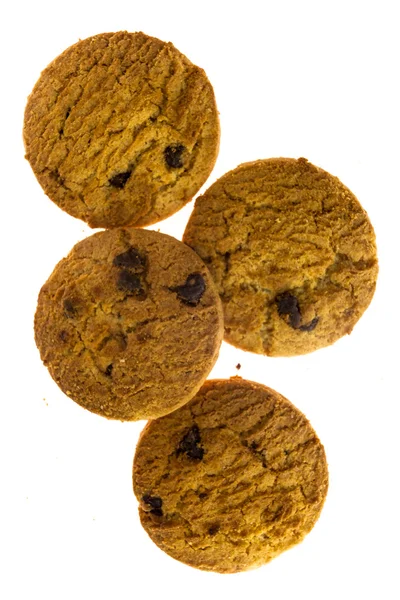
xmin=23 ymin=31 xmax=220 ymax=228
xmin=34 ymin=228 xmax=223 ymax=420
xmin=183 ymin=157 xmax=378 ymax=356
xmin=133 ymin=378 xmax=328 ymax=573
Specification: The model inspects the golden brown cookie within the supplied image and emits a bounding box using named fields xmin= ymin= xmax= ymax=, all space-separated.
xmin=183 ymin=157 xmax=378 ymax=356
xmin=133 ymin=378 xmax=328 ymax=573
xmin=34 ymin=228 xmax=223 ymax=420
xmin=24 ymin=32 xmax=220 ymax=228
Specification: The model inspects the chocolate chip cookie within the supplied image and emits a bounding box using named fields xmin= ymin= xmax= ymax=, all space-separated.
xmin=24 ymin=31 xmax=220 ymax=228
xmin=133 ymin=378 xmax=328 ymax=573
xmin=183 ymin=157 xmax=378 ymax=356
xmin=34 ymin=228 xmax=223 ymax=420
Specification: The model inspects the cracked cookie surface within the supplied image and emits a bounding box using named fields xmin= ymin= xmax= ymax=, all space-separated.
xmin=34 ymin=228 xmax=223 ymax=420
xmin=133 ymin=378 xmax=328 ymax=573
xmin=24 ymin=31 xmax=220 ymax=228
xmin=183 ymin=157 xmax=378 ymax=356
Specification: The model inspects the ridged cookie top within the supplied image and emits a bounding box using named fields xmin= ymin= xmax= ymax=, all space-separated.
xmin=133 ymin=378 xmax=328 ymax=573
xmin=183 ymin=158 xmax=378 ymax=356
xmin=24 ymin=32 xmax=220 ymax=228
xmin=34 ymin=228 xmax=223 ymax=420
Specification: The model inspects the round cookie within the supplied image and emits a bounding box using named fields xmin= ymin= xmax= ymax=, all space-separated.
xmin=24 ymin=31 xmax=220 ymax=228
xmin=34 ymin=228 xmax=223 ymax=420
xmin=183 ymin=157 xmax=378 ymax=356
xmin=133 ymin=378 xmax=328 ymax=573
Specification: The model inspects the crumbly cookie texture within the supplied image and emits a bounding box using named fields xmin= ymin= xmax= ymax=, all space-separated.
xmin=24 ymin=31 xmax=220 ymax=228
xmin=133 ymin=378 xmax=328 ymax=573
xmin=183 ymin=157 xmax=378 ymax=356
xmin=34 ymin=228 xmax=223 ymax=420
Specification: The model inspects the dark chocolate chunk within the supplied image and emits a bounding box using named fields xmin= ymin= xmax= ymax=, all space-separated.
xmin=142 ymin=494 xmax=162 ymax=509
xmin=177 ymin=425 xmax=204 ymax=460
xmin=117 ymin=270 xmax=143 ymax=295
xmin=276 ymin=292 xmax=302 ymax=329
xmin=105 ymin=364 xmax=113 ymax=377
xmin=142 ymin=494 xmax=163 ymax=516
xmin=208 ymin=524 xmax=220 ymax=536
xmin=276 ymin=291 xmax=318 ymax=332
xmin=63 ymin=299 xmax=77 ymax=318
xmin=113 ymin=247 xmax=147 ymax=271
xmin=109 ymin=170 xmax=132 ymax=189
xmin=299 ymin=317 xmax=319 ymax=332
xmin=170 ymin=273 xmax=206 ymax=306
xmin=164 ymin=144 xmax=185 ymax=168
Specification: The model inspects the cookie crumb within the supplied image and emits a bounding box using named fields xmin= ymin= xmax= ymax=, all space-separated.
xmin=235 ymin=363 xmax=241 ymax=370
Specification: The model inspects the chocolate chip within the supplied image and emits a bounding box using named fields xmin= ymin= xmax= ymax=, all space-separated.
xmin=276 ymin=292 xmax=301 ymax=329
xmin=105 ymin=364 xmax=113 ymax=377
xmin=170 ymin=273 xmax=206 ymax=306
xmin=164 ymin=144 xmax=185 ymax=168
xmin=177 ymin=425 xmax=204 ymax=460
xmin=236 ymin=363 xmax=241 ymax=370
xmin=276 ymin=291 xmax=318 ymax=332
xmin=142 ymin=494 xmax=163 ymax=516
xmin=142 ymin=495 xmax=162 ymax=509
xmin=117 ymin=270 xmax=144 ymax=295
xmin=63 ymin=299 xmax=77 ymax=318
xmin=109 ymin=171 xmax=132 ymax=189
xmin=208 ymin=524 xmax=220 ymax=536
xmin=113 ymin=247 xmax=147 ymax=271
xmin=299 ymin=317 xmax=319 ymax=332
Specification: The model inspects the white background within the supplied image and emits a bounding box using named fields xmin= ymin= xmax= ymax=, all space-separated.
xmin=1 ymin=1 xmax=399 ymax=599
